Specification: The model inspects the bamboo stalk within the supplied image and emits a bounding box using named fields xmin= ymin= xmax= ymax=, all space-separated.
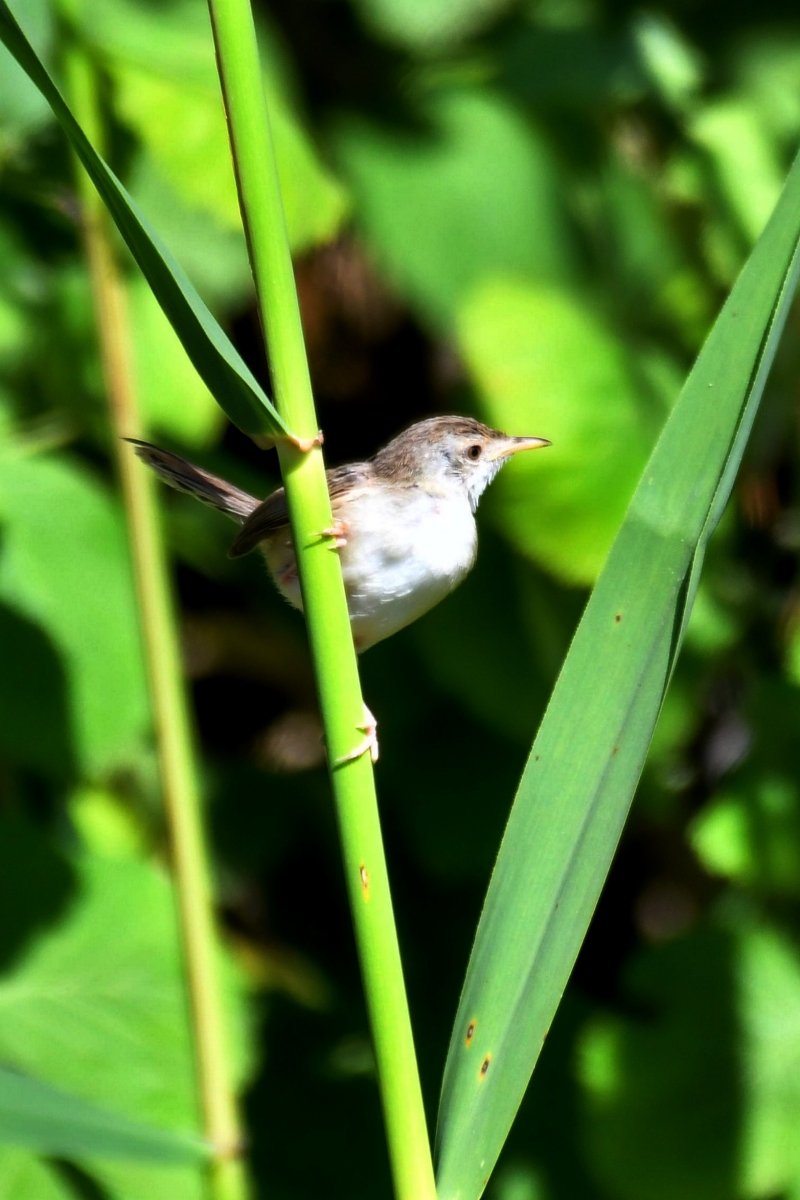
xmin=204 ymin=3 xmax=437 ymax=1197
xmin=65 ymin=46 xmax=248 ymax=1200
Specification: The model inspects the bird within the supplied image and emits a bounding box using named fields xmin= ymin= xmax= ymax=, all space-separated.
xmin=129 ymin=415 xmax=550 ymax=761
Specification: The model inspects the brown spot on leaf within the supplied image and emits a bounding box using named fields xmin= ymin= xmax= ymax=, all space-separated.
xmin=479 ymin=1055 xmax=491 ymax=1078
xmin=615 ymin=612 xmax=622 ymax=623
xmin=359 ymin=864 xmax=369 ymax=900
xmin=465 ymin=1020 xmax=476 ymax=1046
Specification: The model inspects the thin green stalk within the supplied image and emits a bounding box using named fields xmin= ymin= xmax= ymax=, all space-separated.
xmin=205 ymin=3 xmax=437 ymax=1197
xmin=65 ymin=46 xmax=247 ymax=1200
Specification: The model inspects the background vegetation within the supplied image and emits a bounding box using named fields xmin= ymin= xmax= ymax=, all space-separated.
xmin=2 ymin=0 xmax=800 ymax=1197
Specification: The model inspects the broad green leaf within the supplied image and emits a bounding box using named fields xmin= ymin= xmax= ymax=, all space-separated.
xmin=0 ymin=858 xmax=196 ymax=1125
xmin=0 ymin=1066 xmax=207 ymax=1163
xmin=0 ymin=0 xmax=288 ymax=440
xmin=123 ymin=62 xmax=349 ymax=256
xmin=0 ymin=1148 xmax=69 ymax=1200
xmin=459 ymin=280 xmax=664 ymax=584
xmin=69 ymin=784 xmax=148 ymax=860
xmin=632 ymin=12 xmax=703 ymax=113
xmin=735 ymin=33 xmax=800 ymax=143
xmin=129 ymin=277 xmax=224 ymax=448
xmin=0 ymin=852 xmax=250 ymax=1198
xmin=0 ymin=451 xmax=149 ymax=777
xmin=352 ymin=0 xmax=510 ymax=50
xmin=268 ymin=99 xmax=350 ymax=255
xmin=578 ymin=924 xmax=800 ymax=1200
xmin=0 ymin=0 xmax=52 ymax=135
xmin=0 ymin=854 xmax=196 ymax=1123
xmin=125 ymin=155 xmax=253 ymax=309
xmin=335 ymin=88 xmax=574 ymax=328
xmin=691 ymin=100 xmax=784 ymax=244
xmin=689 ymin=777 xmax=800 ymax=895
xmin=93 ymin=0 xmax=348 ymax=254
xmin=435 ymin=153 xmax=800 ymax=1200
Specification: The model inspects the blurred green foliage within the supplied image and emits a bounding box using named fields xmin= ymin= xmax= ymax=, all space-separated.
xmin=2 ymin=0 xmax=800 ymax=1197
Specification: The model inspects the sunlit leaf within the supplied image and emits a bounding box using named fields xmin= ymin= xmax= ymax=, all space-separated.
xmin=0 ymin=1148 xmax=69 ymax=1200
xmin=0 ymin=450 xmax=149 ymax=777
xmin=129 ymin=277 xmax=224 ymax=448
xmin=125 ymin=155 xmax=253 ymax=309
xmin=113 ymin=63 xmax=243 ymax=231
xmin=689 ymin=778 xmax=800 ymax=895
xmin=78 ymin=0 xmax=348 ymax=254
xmin=0 ymin=858 xmax=194 ymax=1125
xmin=335 ymin=88 xmax=574 ymax=327
xmin=632 ymin=12 xmax=703 ymax=113
xmin=0 ymin=0 xmax=52 ymax=135
xmin=0 ymin=1065 xmax=207 ymax=1163
xmin=735 ymin=32 xmax=800 ymax=143
xmin=351 ymin=0 xmax=510 ymax=50
xmin=692 ymin=100 xmax=784 ymax=244
xmin=0 ymin=0 xmax=287 ymax=439
xmin=0 ymin=853 xmax=250 ymax=1198
xmin=459 ymin=279 xmax=664 ymax=584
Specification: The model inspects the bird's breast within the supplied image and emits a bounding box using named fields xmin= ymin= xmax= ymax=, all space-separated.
xmin=337 ymin=486 xmax=478 ymax=648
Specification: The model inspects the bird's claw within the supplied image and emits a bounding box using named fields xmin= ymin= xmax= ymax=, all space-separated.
xmin=336 ymin=705 xmax=379 ymax=765
xmin=315 ymin=518 xmax=349 ymax=550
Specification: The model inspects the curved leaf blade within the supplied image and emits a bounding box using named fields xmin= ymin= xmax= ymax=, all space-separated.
xmin=0 ymin=1066 xmax=207 ymax=1163
xmin=0 ymin=0 xmax=288 ymax=441
xmin=435 ymin=153 xmax=800 ymax=1200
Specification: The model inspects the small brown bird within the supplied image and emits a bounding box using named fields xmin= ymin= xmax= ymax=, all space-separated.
xmin=131 ymin=415 xmax=549 ymax=759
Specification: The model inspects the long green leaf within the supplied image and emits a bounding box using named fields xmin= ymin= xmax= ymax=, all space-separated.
xmin=435 ymin=154 xmax=800 ymax=1200
xmin=0 ymin=1065 xmax=207 ymax=1163
xmin=0 ymin=0 xmax=288 ymax=441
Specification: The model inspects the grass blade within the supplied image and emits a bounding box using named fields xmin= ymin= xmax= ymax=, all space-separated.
xmin=435 ymin=154 xmax=800 ymax=1200
xmin=206 ymin=0 xmax=437 ymax=1196
xmin=0 ymin=1066 xmax=207 ymax=1164
xmin=0 ymin=0 xmax=288 ymax=442
xmin=65 ymin=46 xmax=248 ymax=1200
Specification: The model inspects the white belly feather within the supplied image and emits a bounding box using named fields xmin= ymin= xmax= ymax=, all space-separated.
xmin=262 ymin=485 xmax=478 ymax=651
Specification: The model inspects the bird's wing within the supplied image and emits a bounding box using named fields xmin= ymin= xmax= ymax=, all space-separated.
xmin=229 ymin=463 xmax=369 ymax=558
xmin=228 ymin=488 xmax=290 ymax=557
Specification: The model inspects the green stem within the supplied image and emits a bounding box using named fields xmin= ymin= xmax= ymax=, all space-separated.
xmin=205 ymin=3 xmax=437 ymax=1197
xmin=65 ymin=46 xmax=247 ymax=1200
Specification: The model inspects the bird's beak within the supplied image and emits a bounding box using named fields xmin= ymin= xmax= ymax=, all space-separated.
xmin=487 ymin=436 xmax=551 ymax=461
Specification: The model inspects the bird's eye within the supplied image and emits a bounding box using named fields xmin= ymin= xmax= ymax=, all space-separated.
xmin=467 ymin=444 xmax=482 ymax=461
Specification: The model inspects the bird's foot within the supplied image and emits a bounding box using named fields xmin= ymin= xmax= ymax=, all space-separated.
xmin=336 ymin=705 xmax=379 ymax=766
xmin=316 ymin=517 xmax=349 ymax=550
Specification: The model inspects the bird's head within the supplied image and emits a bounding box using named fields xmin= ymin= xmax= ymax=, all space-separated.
xmin=374 ymin=415 xmax=550 ymax=511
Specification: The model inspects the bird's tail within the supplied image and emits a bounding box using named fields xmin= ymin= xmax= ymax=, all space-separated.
xmin=127 ymin=439 xmax=259 ymax=522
